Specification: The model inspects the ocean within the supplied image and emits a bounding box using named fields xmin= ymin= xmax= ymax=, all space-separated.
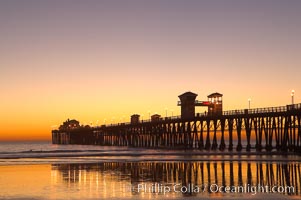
xmin=0 ymin=141 xmax=300 ymax=200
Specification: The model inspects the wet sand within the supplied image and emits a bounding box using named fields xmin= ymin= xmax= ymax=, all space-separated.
xmin=1 ymin=161 xmax=300 ymax=200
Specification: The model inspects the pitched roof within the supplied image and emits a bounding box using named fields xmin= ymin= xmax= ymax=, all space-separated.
xmin=207 ymin=92 xmax=223 ymax=98
xmin=178 ymin=91 xmax=198 ymax=98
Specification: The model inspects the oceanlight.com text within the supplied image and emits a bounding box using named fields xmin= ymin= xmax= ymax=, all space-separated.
xmin=134 ymin=183 xmax=295 ymax=195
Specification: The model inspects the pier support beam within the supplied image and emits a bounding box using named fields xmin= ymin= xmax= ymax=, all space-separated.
xmin=205 ymin=120 xmax=211 ymax=150
xmin=219 ymin=119 xmax=226 ymax=151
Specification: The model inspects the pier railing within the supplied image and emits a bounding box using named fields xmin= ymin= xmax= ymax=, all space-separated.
xmin=223 ymin=103 xmax=301 ymax=116
xmin=53 ymin=103 xmax=301 ymax=153
xmin=100 ymin=103 xmax=301 ymax=128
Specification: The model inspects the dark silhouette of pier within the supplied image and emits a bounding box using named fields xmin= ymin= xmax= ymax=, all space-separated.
xmin=52 ymin=92 xmax=301 ymax=154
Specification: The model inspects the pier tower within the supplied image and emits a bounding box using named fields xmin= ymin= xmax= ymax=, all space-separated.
xmin=131 ymin=114 xmax=140 ymax=124
xmin=178 ymin=92 xmax=198 ymax=119
xmin=178 ymin=91 xmax=223 ymax=118
xmin=207 ymin=92 xmax=223 ymax=115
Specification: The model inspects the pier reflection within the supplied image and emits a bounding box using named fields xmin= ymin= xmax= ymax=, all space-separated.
xmin=51 ymin=161 xmax=300 ymax=198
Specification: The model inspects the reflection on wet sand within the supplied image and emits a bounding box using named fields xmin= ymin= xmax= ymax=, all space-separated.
xmin=52 ymin=161 xmax=300 ymax=198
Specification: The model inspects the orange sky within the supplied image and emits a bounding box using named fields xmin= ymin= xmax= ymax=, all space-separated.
xmin=0 ymin=1 xmax=300 ymax=141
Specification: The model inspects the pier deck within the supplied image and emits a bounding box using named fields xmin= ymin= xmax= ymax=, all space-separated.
xmin=52 ymin=104 xmax=301 ymax=154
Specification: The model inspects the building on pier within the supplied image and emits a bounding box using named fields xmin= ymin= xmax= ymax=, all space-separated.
xmin=178 ymin=92 xmax=198 ymax=119
xmin=59 ymin=119 xmax=80 ymax=131
xmin=131 ymin=114 xmax=140 ymax=124
xmin=52 ymin=92 xmax=301 ymax=154
xmin=178 ymin=91 xmax=223 ymax=118
xmin=207 ymin=92 xmax=223 ymax=115
xmin=151 ymin=114 xmax=161 ymax=122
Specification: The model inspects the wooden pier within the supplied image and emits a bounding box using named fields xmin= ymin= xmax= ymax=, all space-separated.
xmin=52 ymin=103 xmax=301 ymax=154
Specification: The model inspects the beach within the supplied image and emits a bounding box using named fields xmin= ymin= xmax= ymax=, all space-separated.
xmin=0 ymin=142 xmax=300 ymax=200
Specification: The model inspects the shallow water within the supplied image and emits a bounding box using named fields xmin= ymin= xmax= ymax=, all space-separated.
xmin=0 ymin=142 xmax=300 ymax=199
xmin=0 ymin=161 xmax=300 ymax=200
xmin=0 ymin=141 xmax=299 ymax=165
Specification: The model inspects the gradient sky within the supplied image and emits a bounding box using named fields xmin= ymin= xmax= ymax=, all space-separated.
xmin=0 ymin=0 xmax=300 ymax=141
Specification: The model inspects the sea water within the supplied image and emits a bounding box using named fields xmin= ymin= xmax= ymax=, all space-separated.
xmin=0 ymin=141 xmax=300 ymax=200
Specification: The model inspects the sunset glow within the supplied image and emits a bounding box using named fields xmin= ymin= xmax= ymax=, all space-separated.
xmin=0 ymin=0 xmax=300 ymax=141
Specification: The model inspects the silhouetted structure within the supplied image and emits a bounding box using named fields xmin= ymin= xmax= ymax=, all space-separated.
xmin=207 ymin=92 xmax=223 ymax=115
xmin=131 ymin=114 xmax=140 ymax=124
xmin=151 ymin=114 xmax=161 ymax=122
xmin=178 ymin=92 xmax=198 ymax=119
xmin=178 ymin=91 xmax=223 ymax=119
xmin=59 ymin=119 xmax=80 ymax=131
xmin=52 ymin=92 xmax=301 ymax=154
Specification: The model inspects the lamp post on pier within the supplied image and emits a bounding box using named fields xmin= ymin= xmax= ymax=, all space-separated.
xmin=291 ymin=90 xmax=295 ymax=104
xmin=248 ymin=98 xmax=251 ymax=109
